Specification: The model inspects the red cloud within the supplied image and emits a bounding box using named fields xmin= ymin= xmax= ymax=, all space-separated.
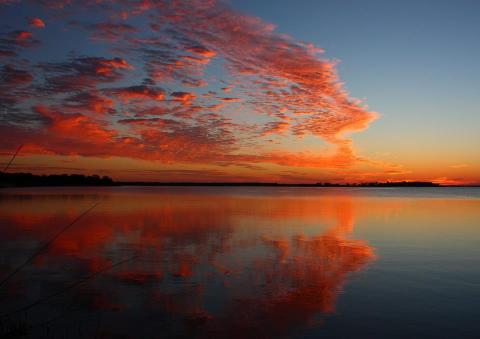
xmin=29 ymin=17 xmax=45 ymax=28
xmin=181 ymin=78 xmax=207 ymax=87
xmin=4 ymin=30 xmax=38 ymax=48
xmin=186 ymin=45 xmax=216 ymax=58
xmin=95 ymin=57 xmax=131 ymax=74
xmin=1 ymin=64 xmax=33 ymax=86
xmin=14 ymin=30 xmax=32 ymax=40
xmin=218 ymin=97 xmax=241 ymax=103
xmin=39 ymin=56 xmax=132 ymax=93
xmin=108 ymin=85 xmax=165 ymax=102
xmin=64 ymin=91 xmax=115 ymax=115
xmin=0 ymin=50 xmax=16 ymax=57
xmin=171 ymin=91 xmax=196 ymax=105
xmin=89 ymin=22 xmax=137 ymax=41
xmin=33 ymin=104 xmax=116 ymax=144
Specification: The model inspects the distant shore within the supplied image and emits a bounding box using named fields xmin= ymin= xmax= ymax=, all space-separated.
xmin=1 ymin=171 xmax=467 ymax=188
xmin=113 ymin=181 xmax=443 ymax=187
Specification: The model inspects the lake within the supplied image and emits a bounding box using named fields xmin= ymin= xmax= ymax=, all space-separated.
xmin=0 ymin=187 xmax=479 ymax=338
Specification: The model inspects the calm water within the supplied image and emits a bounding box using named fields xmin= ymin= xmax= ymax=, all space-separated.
xmin=0 ymin=187 xmax=479 ymax=338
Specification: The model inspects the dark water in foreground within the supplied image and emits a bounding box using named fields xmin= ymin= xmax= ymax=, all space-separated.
xmin=0 ymin=187 xmax=479 ymax=338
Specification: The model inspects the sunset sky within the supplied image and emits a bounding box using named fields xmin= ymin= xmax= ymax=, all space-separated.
xmin=1 ymin=0 xmax=479 ymax=184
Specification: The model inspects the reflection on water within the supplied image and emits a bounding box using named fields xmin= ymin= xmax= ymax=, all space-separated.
xmin=0 ymin=187 xmax=479 ymax=338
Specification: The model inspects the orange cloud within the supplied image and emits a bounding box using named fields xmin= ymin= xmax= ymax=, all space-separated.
xmin=260 ymin=121 xmax=289 ymax=136
xmin=186 ymin=45 xmax=216 ymax=58
xmin=449 ymin=163 xmax=468 ymax=169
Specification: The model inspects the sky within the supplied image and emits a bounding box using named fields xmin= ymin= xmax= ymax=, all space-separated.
xmin=0 ymin=0 xmax=479 ymax=184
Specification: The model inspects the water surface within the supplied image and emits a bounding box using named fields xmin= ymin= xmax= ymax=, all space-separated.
xmin=0 ymin=187 xmax=479 ymax=338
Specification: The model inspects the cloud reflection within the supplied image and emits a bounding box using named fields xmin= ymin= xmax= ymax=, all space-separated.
xmin=0 ymin=188 xmax=374 ymax=337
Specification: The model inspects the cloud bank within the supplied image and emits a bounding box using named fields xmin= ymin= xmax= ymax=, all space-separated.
xmin=0 ymin=0 xmax=383 ymax=180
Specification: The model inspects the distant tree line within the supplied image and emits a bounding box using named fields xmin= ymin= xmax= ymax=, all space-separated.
xmin=0 ymin=172 xmax=114 ymax=187
xmin=315 ymin=181 xmax=440 ymax=187
xmin=0 ymin=172 xmax=441 ymax=188
xmin=117 ymin=181 xmax=440 ymax=187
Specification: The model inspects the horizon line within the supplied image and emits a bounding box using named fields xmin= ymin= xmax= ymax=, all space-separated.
xmin=2 ymin=172 xmax=480 ymax=187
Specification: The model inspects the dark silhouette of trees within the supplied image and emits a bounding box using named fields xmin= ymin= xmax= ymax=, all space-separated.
xmin=0 ymin=172 xmax=113 ymax=187
xmin=0 ymin=172 xmax=442 ymax=188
